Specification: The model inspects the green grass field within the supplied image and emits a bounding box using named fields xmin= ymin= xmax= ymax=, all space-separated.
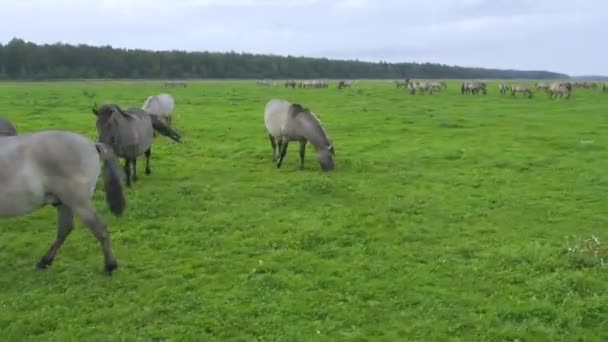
xmin=0 ymin=80 xmax=607 ymax=340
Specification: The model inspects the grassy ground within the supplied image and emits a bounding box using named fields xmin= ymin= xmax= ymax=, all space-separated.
xmin=0 ymin=80 xmax=607 ymax=340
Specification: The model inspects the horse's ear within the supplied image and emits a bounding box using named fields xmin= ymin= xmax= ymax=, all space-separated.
xmin=111 ymin=104 xmax=128 ymax=118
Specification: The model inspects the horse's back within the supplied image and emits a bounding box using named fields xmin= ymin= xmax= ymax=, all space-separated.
xmin=156 ymin=93 xmax=175 ymax=112
xmin=114 ymin=111 xmax=155 ymax=158
xmin=0 ymin=131 xmax=100 ymax=217
xmin=264 ymin=99 xmax=291 ymax=137
xmin=20 ymin=131 xmax=99 ymax=174
xmin=143 ymin=93 xmax=174 ymax=115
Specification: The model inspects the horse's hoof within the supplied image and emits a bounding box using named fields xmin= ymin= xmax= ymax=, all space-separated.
xmin=36 ymin=257 xmax=52 ymax=270
xmin=104 ymin=261 xmax=118 ymax=275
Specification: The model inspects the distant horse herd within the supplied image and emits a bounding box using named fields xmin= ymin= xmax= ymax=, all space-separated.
xmin=268 ymin=78 xmax=600 ymax=100
xmin=1 ymin=77 xmax=606 ymax=275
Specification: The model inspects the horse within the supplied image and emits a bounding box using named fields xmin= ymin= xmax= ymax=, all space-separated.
xmin=499 ymin=83 xmax=510 ymax=95
xmin=142 ymin=93 xmax=175 ymax=127
xmin=0 ymin=117 xmax=17 ymax=136
xmin=511 ymin=84 xmax=534 ymax=98
xmin=408 ymin=81 xmax=417 ymax=95
xmin=395 ymin=79 xmax=410 ymax=88
xmin=338 ymin=80 xmax=352 ymax=89
xmin=416 ymin=81 xmax=445 ymax=94
xmin=92 ymin=104 xmax=181 ymax=187
xmin=548 ymin=82 xmax=572 ymax=99
xmin=461 ymin=81 xmax=487 ymax=95
xmin=284 ymin=80 xmax=297 ymax=88
xmin=536 ymin=82 xmax=550 ymax=91
xmin=264 ymin=99 xmax=335 ymax=171
xmin=603 ymin=83 xmax=608 ymax=93
xmin=0 ymin=130 xmax=126 ymax=274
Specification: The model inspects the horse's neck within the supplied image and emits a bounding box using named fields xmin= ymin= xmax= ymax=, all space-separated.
xmin=300 ymin=114 xmax=329 ymax=149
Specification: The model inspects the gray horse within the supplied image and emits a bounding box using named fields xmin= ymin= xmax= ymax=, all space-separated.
xmin=511 ymin=84 xmax=534 ymax=98
xmin=264 ymin=99 xmax=335 ymax=171
xmin=461 ymin=81 xmax=487 ymax=95
xmin=499 ymin=83 xmax=509 ymax=95
xmin=92 ymin=104 xmax=181 ymax=187
xmin=548 ymin=82 xmax=572 ymax=99
xmin=0 ymin=130 xmax=125 ymax=274
xmin=0 ymin=117 xmax=17 ymax=136
xmin=338 ymin=80 xmax=353 ymax=89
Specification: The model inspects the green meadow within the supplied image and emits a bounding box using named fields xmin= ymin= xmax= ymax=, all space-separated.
xmin=0 ymin=80 xmax=606 ymax=340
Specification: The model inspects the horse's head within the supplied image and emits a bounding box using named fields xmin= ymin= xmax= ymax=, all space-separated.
xmin=318 ymin=143 xmax=335 ymax=172
xmin=94 ymin=104 xmax=129 ymax=145
xmin=317 ymin=132 xmax=335 ymax=171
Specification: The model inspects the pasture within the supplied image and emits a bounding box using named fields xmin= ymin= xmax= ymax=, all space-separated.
xmin=0 ymin=79 xmax=607 ymax=340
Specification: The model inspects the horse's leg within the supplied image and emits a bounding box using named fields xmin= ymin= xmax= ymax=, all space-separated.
xmin=145 ymin=149 xmax=152 ymax=175
xmin=73 ymin=204 xmax=118 ymax=274
xmin=132 ymin=158 xmax=138 ymax=183
xmin=277 ymin=140 xmax=289 ymax=169
xmin=124 ymin=159 xmax=131 ymax=187
xmin=276 ymin=139 xmax=283 ymax=163
xmin=299 ymin=140 xmax=307 ymax=170
xmin=268 ymin=134 xmax=277 ymax=162
xmin=36 ymin=205 xmax=74 ymax=269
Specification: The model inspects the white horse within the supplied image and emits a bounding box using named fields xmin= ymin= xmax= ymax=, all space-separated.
xmin=142 ymin=93 xmax=175 ymax=126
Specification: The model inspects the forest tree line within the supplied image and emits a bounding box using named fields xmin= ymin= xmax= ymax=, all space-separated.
xmin=0 ymin=38 xmax=569 ymax=80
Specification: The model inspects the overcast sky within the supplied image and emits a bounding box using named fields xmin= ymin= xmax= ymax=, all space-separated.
xmin=1 ymin=0 xmax=606 ymax=76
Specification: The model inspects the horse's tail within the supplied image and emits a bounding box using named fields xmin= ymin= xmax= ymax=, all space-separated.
xmin=95 ymin=143 xmax=126 ymax=216
xmin=150 ymin=116 xmax=181 ymax=143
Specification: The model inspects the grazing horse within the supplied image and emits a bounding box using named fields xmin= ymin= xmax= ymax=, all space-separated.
xmin=462 ymin=81 xmax=487 ymax=95
xmin=92 ymin=104 xmax=181 ymax=187
xmin=0 ymin=130 xmax=125 ymax=274
xmin=142 ymin=93 xmax=175 ymax=127
xmin=535 ymin=82 xmax=550 ymax=91
xmin=338 ymin=80 xmax=353 ymax=89
xmin=395 ymin=79 xmax=410 ymax=88
xmin=415 ymin=81 xmax=446 ymax=94
xmin=264 ymin=99 xmax=335 ymax=171
xmin=511 ymin=84 xmax=534 ymax=98
xmin=548 ymin=82 xmax=572 ymax=99
xmin=0 ymin=117 xmax=17 ymax=136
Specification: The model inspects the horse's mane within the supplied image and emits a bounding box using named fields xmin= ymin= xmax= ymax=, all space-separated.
xmin=288 ymin=103 xmax=310 ymax=117
xmin=289 ymin=103 xmax=331 ymax=147
xmin=142 ymin=96 xmax=155 ymax=109
xmin=101 ymin=104 xmax=135 ymax=121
